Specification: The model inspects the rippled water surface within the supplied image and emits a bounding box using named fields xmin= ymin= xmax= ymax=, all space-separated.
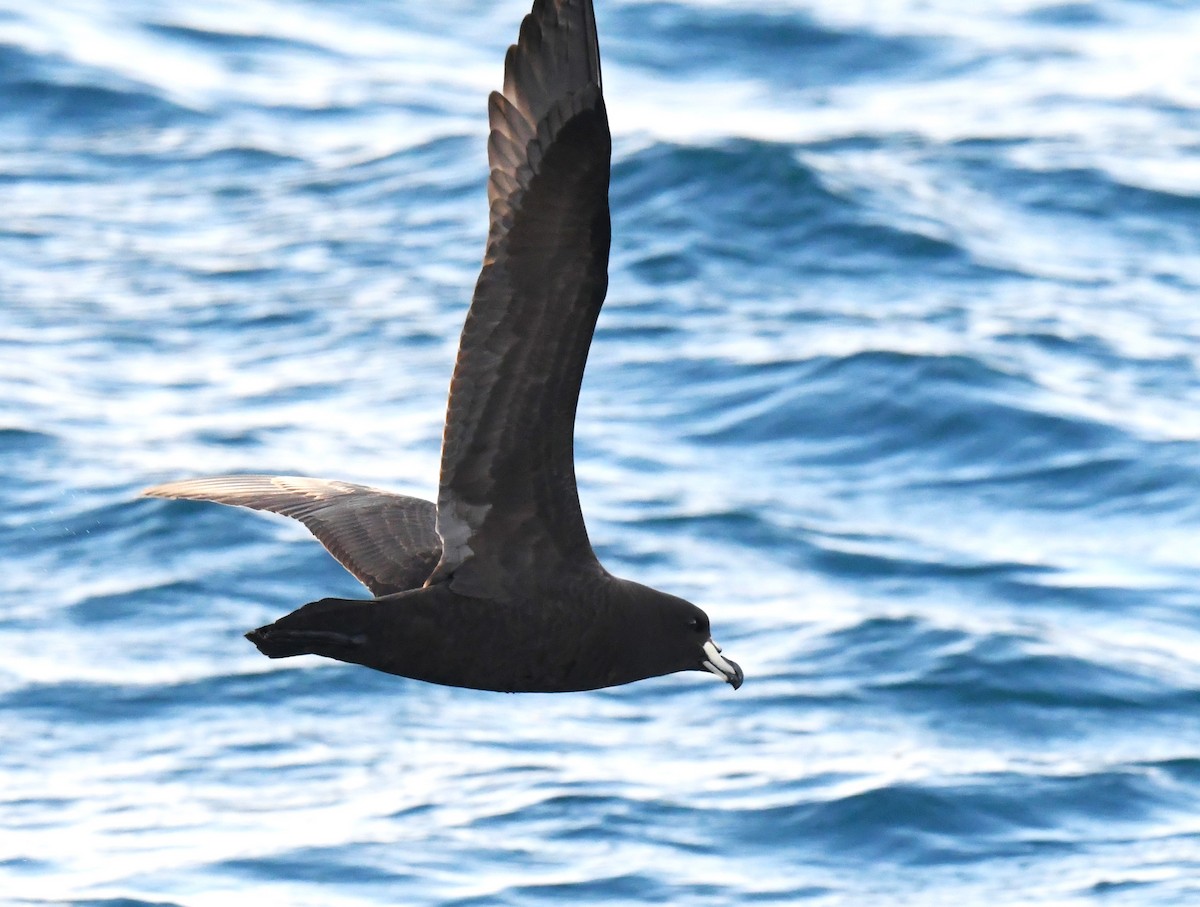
xmin=4 ymin=0 xmax=1200 ymax=904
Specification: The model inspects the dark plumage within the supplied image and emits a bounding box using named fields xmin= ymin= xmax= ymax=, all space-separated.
xmin=144 ymin=0 xmax=742 ymax=694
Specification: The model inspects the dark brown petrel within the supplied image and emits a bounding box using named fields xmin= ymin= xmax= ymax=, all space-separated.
xmin=144 ymin=0 xmax=742 ymax=694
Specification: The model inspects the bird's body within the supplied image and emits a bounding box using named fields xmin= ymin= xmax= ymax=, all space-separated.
xmin=144 ymin=0 xmax=742 ymax=694
xmin=252 ymin=574 xmax=714 ymax=694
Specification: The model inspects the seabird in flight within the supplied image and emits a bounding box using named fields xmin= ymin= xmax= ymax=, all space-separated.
xmin=145 ymin=0 xmax=742 ymax=694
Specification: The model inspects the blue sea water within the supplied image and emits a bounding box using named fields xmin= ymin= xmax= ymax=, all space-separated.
xmin=3 ymin=0 xmax=1200 ymax=903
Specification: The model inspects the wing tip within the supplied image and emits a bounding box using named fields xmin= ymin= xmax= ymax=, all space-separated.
xmin=140 ymin=477 xmax=240 ymax=500
xmin=142 ymin=481 xmax=186 ymax=499
xmin=502 ymin=0 xmax=601 ymax=118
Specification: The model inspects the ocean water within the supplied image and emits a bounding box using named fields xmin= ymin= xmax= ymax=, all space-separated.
xmin=4 ymin=0 xmax=1200 ymax=903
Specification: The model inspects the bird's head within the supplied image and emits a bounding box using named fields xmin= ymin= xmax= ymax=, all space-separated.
xmin=619 ymin=582 xmax=743 ymax=690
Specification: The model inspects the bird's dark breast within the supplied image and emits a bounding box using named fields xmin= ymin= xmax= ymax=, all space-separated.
xmin=348 ymin=580 xmax=622 ymax=693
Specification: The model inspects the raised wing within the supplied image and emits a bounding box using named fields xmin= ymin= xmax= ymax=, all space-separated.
xmin=432 ymin=0 xmax=611 ymax=596
xmin=145 ymin=475 xmax=441 ymax=596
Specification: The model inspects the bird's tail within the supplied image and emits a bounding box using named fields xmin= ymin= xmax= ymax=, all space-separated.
xmin=246 ymin=597 xmax=374 ymax=659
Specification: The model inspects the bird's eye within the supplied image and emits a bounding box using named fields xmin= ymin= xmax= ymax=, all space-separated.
xmin=688 ymin=615 xmax=708 ymax=634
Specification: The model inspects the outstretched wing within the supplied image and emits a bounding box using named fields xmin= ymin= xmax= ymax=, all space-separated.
xmin=145 ymin=476 xmax=441 ymax=596
xmin=432 ymin=0 xmax=611 ymax=597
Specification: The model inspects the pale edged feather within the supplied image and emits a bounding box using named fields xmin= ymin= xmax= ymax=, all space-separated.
xmin=145 ymin=475 xmax=441 ymax=596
